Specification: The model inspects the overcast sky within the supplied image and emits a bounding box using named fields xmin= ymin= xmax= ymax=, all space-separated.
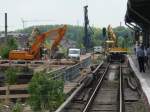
xmin=0 ymin=0 xmax=128 ymax=31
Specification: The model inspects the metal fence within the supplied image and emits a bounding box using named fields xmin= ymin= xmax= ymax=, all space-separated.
xmin=64 ymin=63 xmax=80 ymax=81
xmin=46 ymin=56 xmax=91 ymax=81
xmin=46 ymin=67 xmax=65 ymax=80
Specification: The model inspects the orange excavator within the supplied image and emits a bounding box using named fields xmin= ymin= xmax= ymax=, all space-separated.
xmin=9 ymin=25 xmax=67 ymax=60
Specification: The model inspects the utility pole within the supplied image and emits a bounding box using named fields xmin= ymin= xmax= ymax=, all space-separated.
xmin=83 ymin=5 xmax=91 ymax=51
xmin=5 ymin=13 xmax=8 ymax=39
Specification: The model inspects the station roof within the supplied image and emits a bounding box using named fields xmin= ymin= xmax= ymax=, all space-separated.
xmin=125 ymin=0 xmax=150 ymax=27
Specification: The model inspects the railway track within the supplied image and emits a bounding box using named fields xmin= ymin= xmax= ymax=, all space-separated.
xmin=56 ymin=62 xmax=124 ymax=112
xmin=82 ymin=63 xmax=124 ymax=112
xmin=56 ymin=61 xmax=149 ymax=112
xmin=57 ymin=62 xmax=109 ymax=112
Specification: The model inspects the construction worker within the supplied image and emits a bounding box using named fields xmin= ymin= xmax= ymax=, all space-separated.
xmin=135 ymin=43 xmax=140 ymax=56
xmin=144 ymin=47 xmax=148 ymax=69
xmin=136 ymin=44 xmax=145 ymax=72
xmin=147 ymin=46 xmax=150 ymax=67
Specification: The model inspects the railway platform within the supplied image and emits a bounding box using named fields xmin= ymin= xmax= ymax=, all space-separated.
xmin=128 ymin=55 xmax=150 ymax=105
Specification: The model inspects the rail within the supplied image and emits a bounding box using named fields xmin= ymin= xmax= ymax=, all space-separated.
xmin=46 ymin=67 xmax=65 ymax=80
xmin=82 ymin=63 xmax=110 ymax=112
xmin=82 ymin=63 xmax=124 ymax=112
xmin=119 ymin=63 xmax=125 ymax=112
xmin=55 ymin=83 xmax=84 ymax=112
xmin=55 ymin=61 xmax=103 ymax=112
xmin=92 ymin=61 xmax=103 ymax=74
xmin=46 ymin=56 xmax=91 ymax=81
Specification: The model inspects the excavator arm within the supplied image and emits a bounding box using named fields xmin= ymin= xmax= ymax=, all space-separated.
xmin=29 ymin=25 xmax=67 ymax=57
xmin=107 ymin=25 xmax=117 ymax=47
xmin=51 ymin=25 xmax=67 ymax=52
xmin=105 ymin=24 xmax=127 ymax=62
xmin=9 ymin=25 xmax=67 ymax=60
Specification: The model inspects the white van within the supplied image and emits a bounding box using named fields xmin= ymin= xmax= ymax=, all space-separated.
xmin=68 ymin=48 xmax=80 ymax=61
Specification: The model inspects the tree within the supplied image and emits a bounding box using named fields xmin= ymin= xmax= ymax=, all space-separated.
xmin=117 ymin=36 xmax=124 ymax=47
xmin=0 ymin=38 xmax=18 ymax=59
xmin=12 ymin=101 xmax=23 ymax=112
xmin=0 ymin=46 xmax=10 ymax=59
xmin=7 ymin=38 xmax=18 ymax=50
xmin=28 ymin=72 xmax=65 ymax=112
xmin=91 ymin=28 xmax=102 ymax=46
xmin=16 ymin=24 xmax=132 ymax=49
xmin=5 ymin=68 xmax=19 ymax=104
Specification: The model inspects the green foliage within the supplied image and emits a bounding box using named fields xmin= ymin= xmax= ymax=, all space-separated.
xmin=12 ymin=102 xmax=23 ymax=112
xmin=0 ymin=103 xmax=2 ymax=111
xmin=5 ymin=67 xmax=19 ymax=85
xmin=59 ymin=46 xmax=68 ymax=57
xmin=118 ymin=35 xmax=133 ymax=49
xmin=7 ymin=38 xmax=18 ymax=49
xmin=117 ymin=36 xmax=124 ymax=47
xmin=17 ymin=24 xmax=132 ymax=49
xmin=0 ymin=38 xmax=18 ymax=59
xmin=28 ymin=72 xmax=65 ymax=111
xmin=113 ymin=26 xmax=131 ymax=37
xmin=91 ymin=28 xmax=102 ymax=46
xmin=0 ymin=46 xmax=10 ymax=59
xmin=114 ymin=26 xmax=133 ymax=47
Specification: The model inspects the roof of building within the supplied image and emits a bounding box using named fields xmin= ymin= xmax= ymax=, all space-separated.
xmin=125 ymin=0 xmax=150 ymax=27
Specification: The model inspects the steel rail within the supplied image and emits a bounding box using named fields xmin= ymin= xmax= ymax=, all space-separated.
xmin=82 ymin=63 xmax=110 ymax=112
xmin=55 ymin=62 xmax=104 ymax=112
xmin=92 ymin=62 xmax=103 ymax=74
xmin=119 ymin=63 xmax=124 ymax=112
xmin=55 ymin=83 xmax=84 ymax=112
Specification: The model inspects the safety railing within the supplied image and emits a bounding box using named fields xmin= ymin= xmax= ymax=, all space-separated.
xmin=46 ymin=56 xmax=91 ymax=81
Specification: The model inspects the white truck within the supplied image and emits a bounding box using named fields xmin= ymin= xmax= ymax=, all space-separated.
xmin=68 ymin=48 xmax=80 ymax=61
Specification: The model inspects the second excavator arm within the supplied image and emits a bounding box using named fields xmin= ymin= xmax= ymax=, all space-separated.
xmin=107 ymin=25 xmax=117 ymax=47
xmin=29 ymin=25 xmax=67 ymax=58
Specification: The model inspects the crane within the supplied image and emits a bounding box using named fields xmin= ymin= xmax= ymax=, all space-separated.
xmin=9 ymin=25 xmax=67 ymax=60
xmin=21 ymin=19 xmax=54 ymax=29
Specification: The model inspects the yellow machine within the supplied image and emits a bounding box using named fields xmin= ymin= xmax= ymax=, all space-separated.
xmin=105 ymin=25 xmax=127 ymax=62
xmin=9 ymin=25 xmax=67 ymax=60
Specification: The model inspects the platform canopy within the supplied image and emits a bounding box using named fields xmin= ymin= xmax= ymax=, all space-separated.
xmin=125 ymin=0 xmax=150 ymax=28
